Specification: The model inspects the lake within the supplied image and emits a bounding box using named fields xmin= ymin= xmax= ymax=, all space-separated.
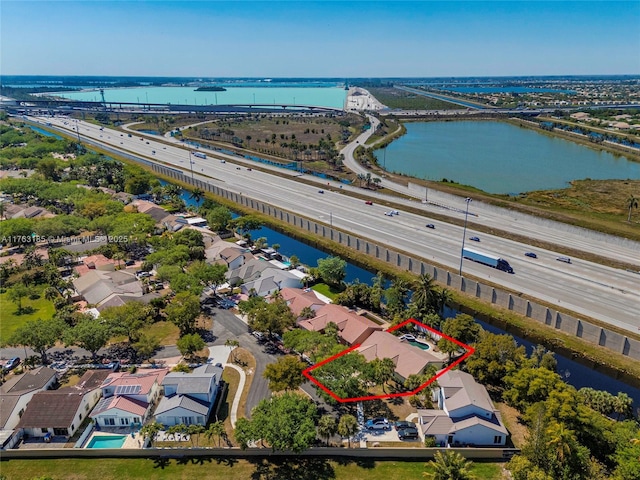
xmin=51 ymin=86 xmax=347 ymax=110
xmin=376 ymin=120 xmax=640 ymax=194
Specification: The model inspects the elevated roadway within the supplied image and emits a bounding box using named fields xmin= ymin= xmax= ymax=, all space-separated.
xmin=27 ymin=115 xmax=640 ymax=336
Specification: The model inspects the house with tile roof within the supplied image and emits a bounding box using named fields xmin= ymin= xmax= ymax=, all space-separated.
xmin=0 ymin=367 xmax=58 ymax=432
xmin=299 ymin=304 xmax=384 ymax=346
xmin=90 ymin=369 xmax=168 ymax=428
xmin=17 ymin=370 xmax=110 ymax=439
xmin=356 ymin=330 xmax=443 ymax=381
xmin=416 ymin=369 xmax=508 ymax=447
xmin=155 ymin=364 xmax=223 ymax=426
xmin=280 ymin=287 xmax=327 ymax=319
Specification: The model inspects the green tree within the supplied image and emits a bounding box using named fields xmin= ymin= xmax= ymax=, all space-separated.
xmin=132 ymin=332 xmax=160 ymax=361
xmin=234 ymin=417 xmax=254 ymax=450
xmin=65 ymin=316 xmax=112 ymax=361
xmin=205 ymin=205 xmax=233 ymax=233
xmin=317 ymin=414 xmax=337 ymax=447
xmin=263 ymin=355 xmax=307 ymax=392
xmin=100 ymin=301 xmax=152 ymax=344
xmin=410 ymin=273 xmax=441 ymax=319
xmin=205 ymin=420 xmax=226 ymax=447
xmin=424 ymin=450 xmax=474 ymax=480
xmin=189 ymin=187 xmax=205 ymax=204
xmin=232 ymin=215 xmax=263 ymax=240
xmin=503 ymin=367 xmax=566 ymax=411
xmin=370 ymin=357 xmax=396 ymax=393
xmin=8 ymin=284 xmax=30 ymax=314
xmin=176 ymin=333 xmax=205 ymax=359
xmin=312 ymin=352 xmax=371 ymax=402
xmin=187 ymin=261 xmax=227 ymax=293
xmin=438 ymin=314 xmax=482 ymax=361
xmin=245 ymin=295 xmax=296 ymax=337
xmin=165 ymin=292 xmax=201 ymax=336
xmin=464 ymin=331 xmax=526 ymax=388
xmin=140 ymin=421 xmax=164 ymax=447
xmin=0 ymin=217 xmax=35 ymax=245
xmin=9 ymin=317 xmax=67 ymax=364
xmin=316 ymin=256 xmax=347 ymax=287
xmin=248 ymin=392 xmax=318 ymax=453
xmin=337 ymin=414 xmax=359 ymax=448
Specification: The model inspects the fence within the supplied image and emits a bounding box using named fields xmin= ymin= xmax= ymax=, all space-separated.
xmin=151 ymin=163 xmax=640 ymax=361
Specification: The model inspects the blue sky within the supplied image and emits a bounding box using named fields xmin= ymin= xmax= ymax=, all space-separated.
xmin=1 ymin=1 xmax=638 ymax=77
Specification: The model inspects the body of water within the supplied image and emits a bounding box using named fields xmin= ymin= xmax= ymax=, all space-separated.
xmin=376 ymin=120 xmax=640 ymax=194
xmin=50 ymin=86 xmax=347 ymax=110
xmin=86 ymin=434 xmax=126 ymax=449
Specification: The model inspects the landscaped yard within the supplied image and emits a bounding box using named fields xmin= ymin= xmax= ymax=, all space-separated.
xmin=0 ymin=285 xmax=55 ymax=342
xmin=0 ymin=458 xmax=506 ymax=480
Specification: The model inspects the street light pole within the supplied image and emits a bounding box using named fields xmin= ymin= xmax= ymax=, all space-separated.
xmin=459 ymin=197 xmax=472 ymax=276
xmin=189 ymin=152 xmax=194 ymax=180
xmin=330 ymin=212 xmax=333 ymax=228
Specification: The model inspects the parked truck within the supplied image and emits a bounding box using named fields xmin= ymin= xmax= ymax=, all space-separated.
xmin=462 ymin=247 xmax=514 ymax=273
xmin=192 ymin=152 xmax=206 ymax=159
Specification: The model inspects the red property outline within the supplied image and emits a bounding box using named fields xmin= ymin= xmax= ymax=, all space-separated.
xmin=301 ymin=318 xmax=475 ymax=403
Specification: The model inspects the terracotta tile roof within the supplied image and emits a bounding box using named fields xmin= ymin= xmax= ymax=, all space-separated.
xmin=92 ymin=395 xmax=148 ymax=417
xmin=280 ymin=288 xmax=326 ymax=317
xmin=100 ymin=369 xmax=168 ymax=395
xmin=299 ymin=304 xmax=382 ymax=345
xmin=356 ymin=331 xmax=439 ymax=379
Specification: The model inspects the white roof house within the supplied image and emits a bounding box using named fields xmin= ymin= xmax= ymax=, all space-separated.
xmin=240 ymin=268 xmax=303 ymax=297
xmin=417 ymin=369 xmax=508 ymax=447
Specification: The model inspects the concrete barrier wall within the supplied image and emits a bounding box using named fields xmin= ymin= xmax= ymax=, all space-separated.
xmin=150 ymin=164 xmax=640 ymax=360
xmin=1 ymin=446 xmax=520 ymax=461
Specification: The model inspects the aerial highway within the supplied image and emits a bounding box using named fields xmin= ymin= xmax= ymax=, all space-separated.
xmin=27 ymin=115 xmax=640 ymax=335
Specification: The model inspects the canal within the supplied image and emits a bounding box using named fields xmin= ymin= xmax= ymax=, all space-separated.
xmin=176 ymin=183 xmax=640 ymax=409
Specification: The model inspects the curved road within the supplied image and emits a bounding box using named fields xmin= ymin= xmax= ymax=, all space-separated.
xmin=28 ymin=116 xmax=640 ymax=335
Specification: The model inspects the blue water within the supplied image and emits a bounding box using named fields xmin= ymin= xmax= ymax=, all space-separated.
xmin=86 ymin=435 xmax=126 ymax=449
xmin=26 ymin=125 xmax=64 ymax=139
xmin=51 ymin=86 xmax=347 ymax=109
xmin=443 ymin=86 xmax=575 ymax=94
xmin=377 ymin=121 xmax=640 ymax=194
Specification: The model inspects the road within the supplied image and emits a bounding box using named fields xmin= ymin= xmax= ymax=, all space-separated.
xmin=26 ymin=116 xmax=640 ymax=335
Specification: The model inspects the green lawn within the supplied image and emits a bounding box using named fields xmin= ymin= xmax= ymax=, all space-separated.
xmin=0 ymin=458 xmax=504 ymax=480
xmin=0 ymin=285 xmax=56 ymax=344
xmin=311 ymin=283 xmax=342 ymax=301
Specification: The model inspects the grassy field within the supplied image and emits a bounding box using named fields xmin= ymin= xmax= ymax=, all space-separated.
xmin=366 ymin=87 xmax=463 ymax=110
xmin=0 ymin=285 xmax=55 ymax=343
xmin=0 ymin=458 xmax=505 ymax=480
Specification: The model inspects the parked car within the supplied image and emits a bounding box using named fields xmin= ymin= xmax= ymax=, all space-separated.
xmin=318 ymin=190 xmax=324 ymax=194
xmin=557 ymin=256 xmax=572 ymax=264
xmin=365 ymin=418 xmax=391 ymax=430
xmin=251 ymin=331 xmax=264 ymax=340
xmin=469 ymin=236 xmax=480 ymax=242
xmin=524 ymin=252 xmax=537 ymax=259
xmin=398 ymin=426 xmax=419 ymax=440
xmin=394 ymin=421 xmax=416 ymax=431
xmin=425 ymin=224 xmax=435 ymax=229
xmin=365 ymin=201 xmax=373 ymax=205
xmin=3 ymin=357 xmax=20 ymax=371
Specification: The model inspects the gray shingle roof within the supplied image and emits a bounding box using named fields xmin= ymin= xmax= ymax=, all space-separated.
xmin=155 ymin=394 xmax=210 ymax=417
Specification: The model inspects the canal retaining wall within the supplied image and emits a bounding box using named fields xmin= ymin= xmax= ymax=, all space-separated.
xmin=152 ymin=163 xmax=640 ymax=361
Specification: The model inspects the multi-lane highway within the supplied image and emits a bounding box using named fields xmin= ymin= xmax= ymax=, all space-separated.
xmin=28 ymin=115 xmax=640 ymax=335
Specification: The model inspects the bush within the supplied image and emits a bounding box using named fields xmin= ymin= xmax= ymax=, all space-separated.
xmin=424 ymin=435 xmax=437 ymax=447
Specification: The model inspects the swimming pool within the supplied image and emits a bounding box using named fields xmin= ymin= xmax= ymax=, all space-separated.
xmin=86 ymin=434 xmax=127 ymax=449
xmin=407 ymin=339 xmax=431 ymax=351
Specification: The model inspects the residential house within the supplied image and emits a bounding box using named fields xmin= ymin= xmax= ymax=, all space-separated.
xmin=72 ymin=269 xmax=143 ymax=307
xmin=356 ymin=330 xmax=442 ymax=381
xmin=219 ymin=247 xmax=249 ymax=271
xmin=17 ymin=370 xmax=110 ymax=439
xmin=226 ymin=257 xmax=271 ymax=287
xmin=298 ymin=304 xmax=383 ymax=346
xmin=240 ymin=267 xmax=303 ymax=297
xmin=155 ymin=364 xmax=224 ymax=426
xmin=417 ymin=369 xmax=508 ymax=447
xmin=280 ymin=287 xmax=327 ymax=319
xmin=90 ymin=369 xmax=168 ymax=428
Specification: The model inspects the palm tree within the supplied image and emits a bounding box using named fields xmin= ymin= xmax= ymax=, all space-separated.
xmin=411 ymin=273 xmax=440 ymax=318
xmin=337 ymin=414 xmax=359 ymax=448
xmin=373 ymin=357 xmax=396 ymax=393
xmin=546 ymin=422 xmax=576 ymax=465
xmin=424 ymin=450 xmax=474 ymax=480
xmin=205 ymin=421 xmax=226 ymax=447
xmin=317 ymin=415 xmax=337 ymax=447
xmin=139 ymin=421 xmax=164 ymax=447
xmin=188 ymin=424 xmax=205 ymax=447
xmin=300 ymin=306 xmax=316 ymax=320
xmin=190 ymin=188 xmax=205 ymax=204
xmin=44 ymin=286 xmax=59 ymax=302
xmin=225 ymin=338 xmax=240 ymax=362
xmin=627 ymin=194 xmax=638 ymax=223
xmin=613 ymin=392 xmax=633 ymax=420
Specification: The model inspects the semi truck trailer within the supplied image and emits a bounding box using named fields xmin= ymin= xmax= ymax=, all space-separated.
xmin=462 ymin=247 xmax=514 ymax=273
xmin=192 ymin=152 xmax=206 ymax=159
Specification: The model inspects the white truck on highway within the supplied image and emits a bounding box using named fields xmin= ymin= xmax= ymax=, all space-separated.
xmin=463 ymin=247 xmax=514 ymax=273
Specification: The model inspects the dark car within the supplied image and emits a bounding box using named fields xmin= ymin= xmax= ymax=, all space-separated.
xmin=524 ymin=252 xmax=537 ymax=259
xmin=398 ymin=426 xmax=419 ymax=440
xmin=3 ymin=357 xmax=20 ymax=371
xmin=318 ymin=190 xmax=324 ymax=194
xmin=394 ymin=421 xmax=416 ymax=431
xmin=247 ymin=168 xmax=252 ymax=171
xmin=425 ymin=224 xmax=435 ymax=229
xmin=365 ymin=201 xmax=373 ymax=205
xmin=469 ymin=236 xmax=480 ymax=242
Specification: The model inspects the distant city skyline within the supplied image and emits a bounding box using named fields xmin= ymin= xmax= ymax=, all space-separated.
xmin=2 ymin=1 xmax=638 ymax=77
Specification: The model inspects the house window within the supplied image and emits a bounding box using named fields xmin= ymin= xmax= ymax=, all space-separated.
xmin=41 ymin=428 xmax=48 ymax=434
xmin=494 ymin=435 xmax=502 ymax=444
xmin=53 ymin=428 xmax=67 ymax=436
xmin=120 ymin=418 xmax=130 ymax=425
xmin=79 ymin=414 xmax=82 ymax=421
xmin=133 ymin=417 xmax=141 ymax=424
xmin=85 ymin=404 xmax=90 ymax=411
xmin=104 ymin=418 xmax=115 ymax=426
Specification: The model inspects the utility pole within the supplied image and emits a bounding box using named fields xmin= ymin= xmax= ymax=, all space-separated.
xmin=459 ymin=198 xmax=472 ymax=276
